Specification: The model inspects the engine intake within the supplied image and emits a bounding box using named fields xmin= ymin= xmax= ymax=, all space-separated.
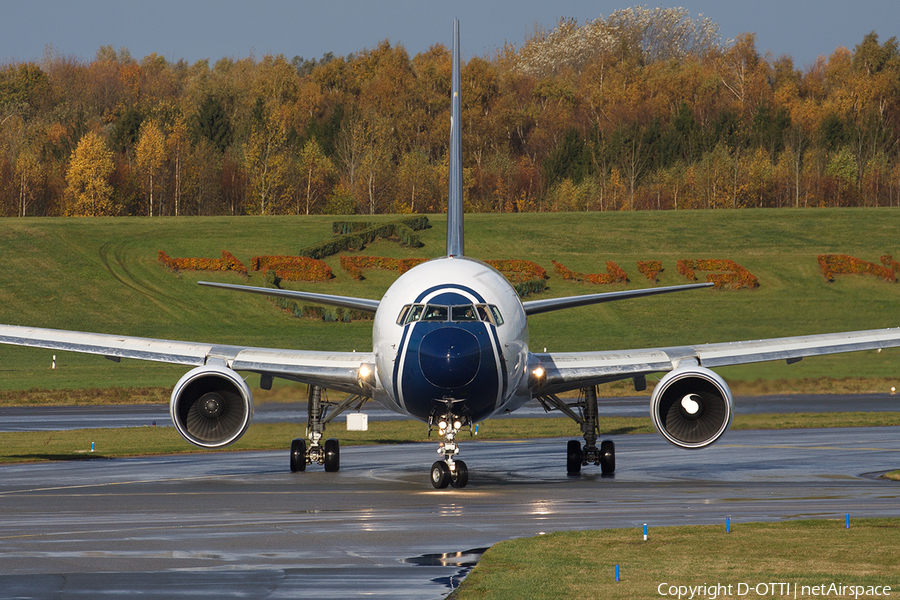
xmin=650 ymin=366 xmax=733 ymax=449
xmin=170 ymin=366 xmax=254 ymax=448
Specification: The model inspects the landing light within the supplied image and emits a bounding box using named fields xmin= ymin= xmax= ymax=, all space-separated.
xmin=453 ymin=420 xmax=462 ymax=430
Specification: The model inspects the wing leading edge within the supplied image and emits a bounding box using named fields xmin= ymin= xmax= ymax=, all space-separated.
xmin=534 ymin=326 xmax=900 ymax=395
xmin=0 ymin=324 xmax=372 ymax=395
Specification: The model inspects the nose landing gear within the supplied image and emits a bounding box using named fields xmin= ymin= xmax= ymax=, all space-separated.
xmin=429 ymin=403 xmax=470 ymax=489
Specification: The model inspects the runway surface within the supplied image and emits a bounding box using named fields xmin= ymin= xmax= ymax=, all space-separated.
xmin=1 ymin=426 xmax=899 ymax=599
xmin=2 ymin=393 xmax=898 ymax=431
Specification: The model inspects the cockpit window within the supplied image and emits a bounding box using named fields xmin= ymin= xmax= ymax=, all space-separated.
xmin=422 ymin=305 xmax=449 ymax=321
xmin=403 ymin=304 xmax=424 ymax=324
xmin=397 ymin=302 xmax=504 ymax=325
xmin=451 ymin=305 xmax=478 ymax=321
xmin=476 ymin=304 xmax=490 ymax=322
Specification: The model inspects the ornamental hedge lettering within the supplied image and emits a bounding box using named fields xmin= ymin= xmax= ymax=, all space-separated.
xmin=339 ymin=255 xmax=548 ymax=298
xmin=157 ymin=250 xmax=248 ymax=275
xmin=339 ymin=255 xmax=428 ymax=280
xmin=637 ymin=260 xmax=663 ymax=281
xmin=552 ymin=260 xmax=628 ymax=284
xmin=817 ymin=255 xmax=897 ymax=282
xmin=676 ymin=259 xmax=759 ymax=289
xmin=300 ymin=216 xmax=430 ymax=260
xmin=250 ymin=255 xmax=333 ymax=282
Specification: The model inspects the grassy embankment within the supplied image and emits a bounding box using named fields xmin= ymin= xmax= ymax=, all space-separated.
xmin=449 ymin=519 xmax=900 ymax=600
xmin=1 ymin=208 xmax=900 ymax=400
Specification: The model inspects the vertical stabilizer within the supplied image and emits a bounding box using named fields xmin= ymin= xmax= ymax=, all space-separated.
xmin=446 ymin=20 xmax=464 ymax=257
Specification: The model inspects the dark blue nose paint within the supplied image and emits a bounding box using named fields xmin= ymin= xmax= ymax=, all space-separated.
xmin=418 ymin=328 xmax=481 ymax=388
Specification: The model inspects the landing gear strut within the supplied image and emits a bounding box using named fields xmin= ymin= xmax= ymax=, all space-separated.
xmin=429 ymin=400 xmax=470 ymax=489
xmin=537 ymin=386 xmax=616 ymax=476
xmin=290 ymin=385 xmax=366 ymax=473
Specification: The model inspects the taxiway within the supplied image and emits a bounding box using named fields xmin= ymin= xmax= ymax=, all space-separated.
xmin=0 ymin=426 xmax=898 ymax=598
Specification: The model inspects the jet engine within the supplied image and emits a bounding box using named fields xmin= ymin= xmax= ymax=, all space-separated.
xmin=649 ymin=366 xmax=733 ymax=449
xmin=170 ymin=365 xmax=254 ymax=448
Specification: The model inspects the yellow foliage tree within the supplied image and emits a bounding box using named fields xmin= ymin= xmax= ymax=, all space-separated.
xmin=65 ymin=131 xmax=116 ymax=216
xmin=297 ymin=138 xmax=336 ymax=215
xmin=135 ymin=120 xmax=166 ymax=216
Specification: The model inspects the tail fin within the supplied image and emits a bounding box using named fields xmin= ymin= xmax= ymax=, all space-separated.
xmin=446 ymin=19 xmax=464 ymax=258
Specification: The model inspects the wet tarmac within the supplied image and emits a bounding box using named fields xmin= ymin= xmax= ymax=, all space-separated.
xmin=1 ymin=426 xmax=899 ymax=598
xmin=2 ymin=393 xmax=898 ymax=432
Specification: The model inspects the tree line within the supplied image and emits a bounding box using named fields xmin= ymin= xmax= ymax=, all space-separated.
xmin=1 ymin=6 xmax=899 ymax=217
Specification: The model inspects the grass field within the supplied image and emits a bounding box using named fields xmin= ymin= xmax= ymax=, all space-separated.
xmin=1 ymin=209 xmax=900 ymax=394
xmin=449 ymin=519 xmax=900 ymax=600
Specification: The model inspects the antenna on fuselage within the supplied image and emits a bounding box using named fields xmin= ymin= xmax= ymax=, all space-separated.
xmin=446 ymin=19 xmax=464 ymax=258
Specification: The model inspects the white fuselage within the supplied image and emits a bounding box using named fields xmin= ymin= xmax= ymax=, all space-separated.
xmin=370 ymin=256 xmax=532 ymax=423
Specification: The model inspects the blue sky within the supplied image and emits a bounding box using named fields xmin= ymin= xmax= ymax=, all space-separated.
xmin=1 ymin=1 xmax=898 ymax=70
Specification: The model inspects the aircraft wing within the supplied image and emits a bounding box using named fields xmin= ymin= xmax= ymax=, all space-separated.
xmin=522 ymin=282 xmax=713 ymax=315
xmin=0 ymin=324 xmax=371 ymax=395
xmin=533 ymin=326 xmax=900 ymax=395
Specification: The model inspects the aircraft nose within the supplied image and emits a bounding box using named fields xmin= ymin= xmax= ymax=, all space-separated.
xmin=418 ymin=328 xmax=481 ymax=389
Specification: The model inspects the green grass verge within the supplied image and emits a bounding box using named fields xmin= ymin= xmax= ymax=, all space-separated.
xmin=449 ymin=519 xmax=900 ymax=600
xmin=2 ymin=412 xmax=899 ymax=464
xmin=2 ymin=209 xmax=900 ymax=392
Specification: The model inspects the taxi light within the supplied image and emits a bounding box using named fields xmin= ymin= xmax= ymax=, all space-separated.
xmin=453 ymin=420 xmax=462 ymax=430
xmin=530 ymin=365 xmax=547 ymax=391
xmin=357 ymin=363 xmax=376 ymax=388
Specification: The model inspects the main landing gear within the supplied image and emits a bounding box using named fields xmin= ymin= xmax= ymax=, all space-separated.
xmin=537 ymin=386 xmax=616 ymax=476
xmin=429 ymin=400 xmax=470 ymax=489
xmin=290 ymin=384 xmax=366 ymax=474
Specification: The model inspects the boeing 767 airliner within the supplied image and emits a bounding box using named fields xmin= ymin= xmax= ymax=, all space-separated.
xmin=2 ymin=22 xmax=900 ymax=489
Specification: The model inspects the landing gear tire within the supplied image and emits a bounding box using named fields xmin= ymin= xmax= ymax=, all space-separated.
xmin=324 ymin=438 xmax=340 ymax=472
xmin=566 ymin=440 xmax=583 ymax=475
xmin=431 ymin=461 xmax=451 ymax=489
xmin=290 ymin=438 xmax=307 ymax=473
xmin=600 ymin=439 xmax=615 ymax=475
xmin=449 ymin=460 xmax=469 ymax=488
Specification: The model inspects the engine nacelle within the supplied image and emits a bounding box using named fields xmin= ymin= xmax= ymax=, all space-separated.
xmin=650 ymin=366 xmax=733 ymax=449
xmin=170 ymin=366 xmax=254 ymax=448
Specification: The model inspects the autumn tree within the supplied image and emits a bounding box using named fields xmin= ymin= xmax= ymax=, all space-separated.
xmin=297 ymin=138 xmax=336 ymax=215
xmin=135 ymin=120 xmax=166 ymax=216
xmin=65 ymin=131 xmax=116 ymax=216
